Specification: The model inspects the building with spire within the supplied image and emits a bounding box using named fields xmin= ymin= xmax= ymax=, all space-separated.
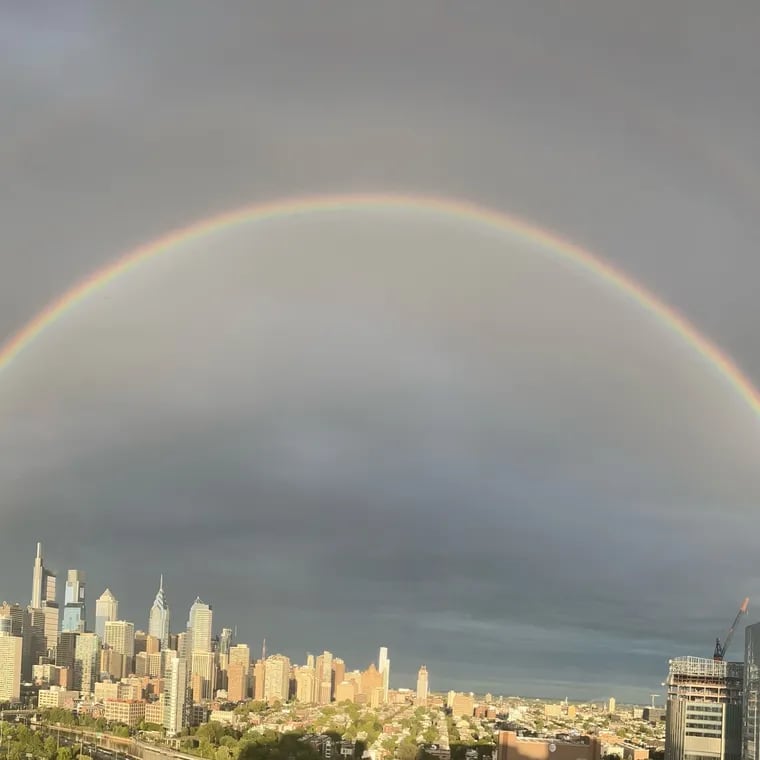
xmin=30 ymin=542 xmax=58 ymax=655
xmin=95 ymin=588 xmax=119 ymax=640
xmin=148 ymin=575 xmax=170 ymax=649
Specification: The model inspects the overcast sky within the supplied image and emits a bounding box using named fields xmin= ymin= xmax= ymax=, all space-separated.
xmin=2 ymin=1 xmax=760 ymax=703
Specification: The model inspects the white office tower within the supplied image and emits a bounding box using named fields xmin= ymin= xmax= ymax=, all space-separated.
xmin=666 ymin=656 xmax=742 ymax=760
xmin=0 ymin=631 xmax=22 ymax=702
xmin=186 ymin=598 xmax=213 ymax=654
xmin=417 ymin=665 xmax=429 ymax=706
xmin=164 ymin=654 xmax=188 ymax=736
xmin=378 ymin=646 xmax=390 ymax=703
xmin=148 ymin=575 xmax=170 ymax=649
xmin=95 ymin=589 xmax=119 ymax=640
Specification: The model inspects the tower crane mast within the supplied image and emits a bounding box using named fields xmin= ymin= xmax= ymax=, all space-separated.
xmin=713 ymin=597 xmax=749 ymax=661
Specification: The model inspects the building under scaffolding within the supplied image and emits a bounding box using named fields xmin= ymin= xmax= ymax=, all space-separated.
xmin=665 ymin=656 xmax=743 ymax=760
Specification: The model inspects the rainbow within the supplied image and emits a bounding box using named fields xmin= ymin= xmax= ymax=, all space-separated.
xmin=1 ymin=192 xmax=758 ymax=417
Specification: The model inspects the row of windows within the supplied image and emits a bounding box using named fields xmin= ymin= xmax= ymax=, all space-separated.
xmin=687 ymin=706 xmax=723 ymax=713
xmin=685 ymin=731 xmax=723 ymax=738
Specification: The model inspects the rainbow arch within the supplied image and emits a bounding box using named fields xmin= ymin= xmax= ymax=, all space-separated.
xmin=1 ymin=192 xmax=758 ymax=418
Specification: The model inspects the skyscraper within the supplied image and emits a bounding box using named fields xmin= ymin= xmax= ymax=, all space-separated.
xmin=378 ymin=647 xmax=390 ymax=703
xmin=0 ymin=631 xmax=22 ymax=703
xmin=186 ymin=598 xmax=212 ymax=655
xmin=74 ymin=632 xmax=100 ymax=695
xmin=264 ymin=654 xmax=290 ymax=703
xmin=666 ymin=656 xmax=742 ymax=760
xmin=417 ymin=665 xmax=429 ymax=706
xmin=744 ymin=623 xmax=760 ymax=760
xmin=164 ymin=654 xmax=188 ymax=735
xmin=315 ymin=651 xmax=333 ymax=704
xmin=95 ymin=589 xmax=119 ymax=640
xmin=30 ymin=543 xmax=58 ymax=654
xmin=104 ymin=620 xmax=135 ymax=676
xmin=148 ymin=576 xmax=170 ymax=649
xmin=62 ymin=569 xmax=86 ymax=633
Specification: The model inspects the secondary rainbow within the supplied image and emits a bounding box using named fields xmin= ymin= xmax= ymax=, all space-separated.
xmin=1 ymin=192 xmax=758 ymax=418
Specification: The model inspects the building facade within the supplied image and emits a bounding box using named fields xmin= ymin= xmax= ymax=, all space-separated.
xmin=95 ymin=589 xmax=119 ymax=641
xmin=666 ymin=656 xmax=743 ymax=760
xmin=148 ymin=576 xmax=170 ymax=649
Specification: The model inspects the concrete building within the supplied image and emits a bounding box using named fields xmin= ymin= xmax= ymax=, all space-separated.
xmin=227 ymin=661 xmax=249 ymax=703
xmin=104 ymin=620 xmax=135 ymax=675
xmin=335 ymin=680 xmax=356 ymax=703
xmin=264 ymin=654 xmax=290 ymax=703
xmin=145 ymin=697 xmax=164 ymax=725
xmin=148 ymin=576 xmax=170 ymax=650
xmin=378 ymin=647 xmax=390 ymax=703
xmin=497 ymin=731 xmax=601 ymax=760
xmin=95 ymin=589 xmax=119 ymax=641
xmin=416 ymin=665 xmax=429 ymax=706
xmin=451 ymin=692 xmax=475 ymax=718
xmin=163 ymin=655 xmax=188 ymax=736
xmin=744 ymin=623 xmax=760 ymax=760
xmin=0 ymin=631 xmax=23 ymax=702
xmin=104 ymin=699 xmax=146 ymax=727
xmin=253 ymin=659 xmax=265 ymax=700
xmin=316 ymin=651 xmax=333 ymax=704
xmin=191 ymin=650 xmax=217 ymax=702
xmin=37 ymin=686 xmax=78 ymax=709
xmin=666 ymin=655 xmax=743 ymax=760
xmin=295 ymin=665 xmax=315 ymax=703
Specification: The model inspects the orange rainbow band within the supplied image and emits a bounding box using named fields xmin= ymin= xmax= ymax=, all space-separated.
xmin=1 ymin=192 xmax=758 ymax=417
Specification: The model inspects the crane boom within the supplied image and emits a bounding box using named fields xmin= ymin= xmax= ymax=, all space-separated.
xmin=714 ymin=597 xmax=749 ymax=660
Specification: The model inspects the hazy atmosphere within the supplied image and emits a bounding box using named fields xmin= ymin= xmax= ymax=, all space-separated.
xmin=2 ymin=2 xmax=760 ymax=703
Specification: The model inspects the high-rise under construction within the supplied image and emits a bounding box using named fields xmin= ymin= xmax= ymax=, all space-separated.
xmin=665 ymin=656 xmax=743 ymax=760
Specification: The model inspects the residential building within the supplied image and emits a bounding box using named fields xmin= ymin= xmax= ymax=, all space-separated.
xmin=264 ymin=654 xmax=290 ymax=703
xmin=497 ymin=731 xmax=602 ymax=760
xmin=0 ymin=631 xmax=22 ymax=702
xmin=163 ymin=655 xmax=188 ymax=736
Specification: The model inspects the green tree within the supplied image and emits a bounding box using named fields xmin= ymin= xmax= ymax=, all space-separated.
xmin=57 ymin=747 xmax=74 ymax=760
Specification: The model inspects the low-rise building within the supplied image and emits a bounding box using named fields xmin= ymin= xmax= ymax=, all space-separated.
xmin=104 ymin=699 xmax=146 ymax=727
xmin=496 ymin=731 xmax=601 ymax=760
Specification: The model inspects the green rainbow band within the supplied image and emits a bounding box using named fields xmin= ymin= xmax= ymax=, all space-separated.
xmin=1 ymin=192 xmax=758 ymax=417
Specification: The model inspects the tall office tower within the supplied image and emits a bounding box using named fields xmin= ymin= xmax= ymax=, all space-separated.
xmin=295 ymin=665 xmax=316 ymax=703
xmin=263 ymin=654 xmax=290 ymax=703
xmin=61 ymin=570 xmax=86 ymax=633
xmin=191 ymin=651 xmax=217 ymax=702
xmin=30 ymin=544 xmax=59 ymax=655
xmin=104 ymin=620 xmax=135 ymax=676
xmin=56 ymin=631 xmax=79 ymax=670
xmin=148 ymin=576 xmax=170 ymax=649
xmin=95 ymin=589 xmax=119 ymax=640
xmin=378 ymin=646 xmax=390 ymax=703
xmin=229 ymin=643 xmax=251 ymax=674
xmin=176 ymin=632 xmax=187 ymax=660
xmin=218 ymin=628 xmax=233 ymax=662
xmin=253 ymin=659 xmax=265 ymax=700
xmin=164 ymin=654 xmax=188 ymax=736
xmin=0 ymin=603 xmax=24 ymax=636
xmin=0 ymin=631 xmax=23 ymax=702
xmin=666 ymin=656 xmax=743 ymax=760
xmin=306 ymin=653 xmax=315 ymax=670
xmin=74 ymin=632 xmax=100 ymax=695
xmin=744 ymin=623 xmax=760 ymax=760
xmin=332 ymin=658 xmax=346 ymax=698
xmin=186 ymin=598 xmax=213 ymax=655
xmin=416 ymin=665 xmax=429 ymax=706
xmin=21 ymin=607 xmax=46 ymax=679
xmin=315 ymin=651 xmax=333 ymax=704
xmin=227 ymin=661 xmax=249 ymax=702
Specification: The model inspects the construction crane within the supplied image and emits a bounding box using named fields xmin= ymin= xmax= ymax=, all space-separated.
xmin=713 ymin=597 xmax=749 ymax=661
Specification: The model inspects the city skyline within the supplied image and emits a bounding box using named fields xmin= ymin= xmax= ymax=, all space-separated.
xmin=2 ymin=2 xmax=760 ymax=705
